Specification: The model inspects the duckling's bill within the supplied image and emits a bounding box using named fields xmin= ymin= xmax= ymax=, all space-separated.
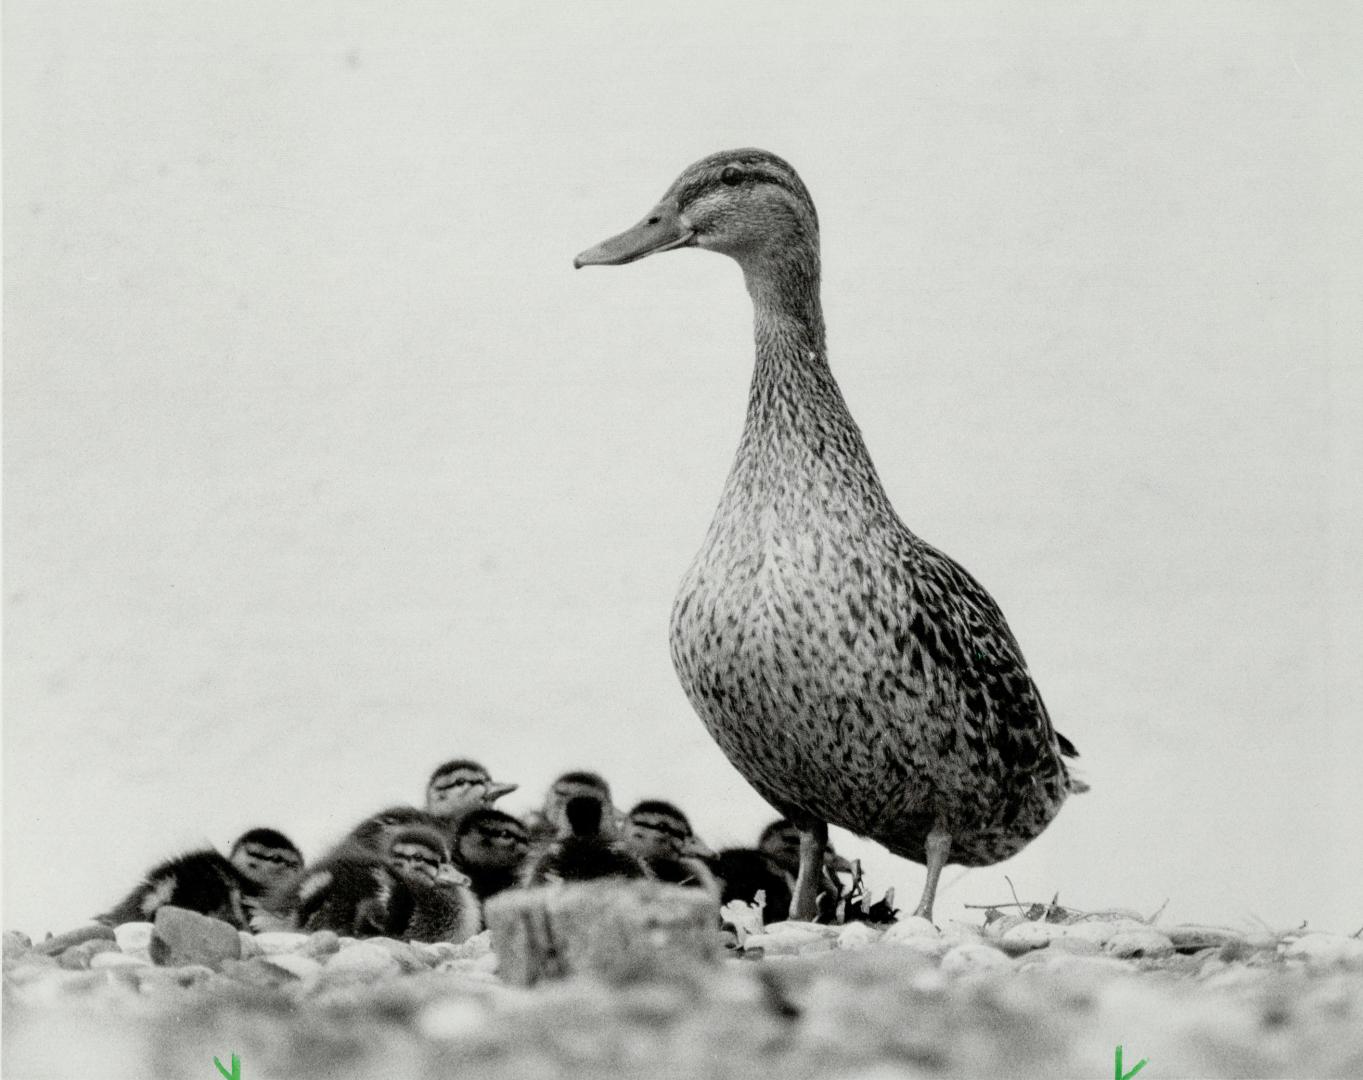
xmin=574 ymin=203 xmax=694 ymax=267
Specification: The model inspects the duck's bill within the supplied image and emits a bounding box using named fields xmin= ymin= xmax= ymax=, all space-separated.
xmin=484 ymin=782 xmax=518 ymax=802
xmin=574 ymin=204 xmax=694 ymax=268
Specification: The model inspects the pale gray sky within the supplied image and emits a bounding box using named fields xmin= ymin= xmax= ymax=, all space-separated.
xmin=4 ymin=2 xmax=1361 ymax=936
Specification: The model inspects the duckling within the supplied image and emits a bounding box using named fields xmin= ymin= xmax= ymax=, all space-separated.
xmin=346 ymin=805 xmax=446 ymax=853
xmin=525 ymin=770 xmax=623 ymax=843
xmin=576 ymin=149 xmax=1086 ymax=921
xmin=622 ymin=800 xmax=718 ymax=893
xmin=275 ymin=823 xmax=477 ymax=942
xmin=522 ymin=795 xmax=649 ymax=885
xmin=97 ymin=828 xmax=302 ymax=929
xmin=425 ymin=759 xmax=518 ymax=827
xmin=453 ymin=807 xmax=531 ymax=903
xmin=712 ymin=848 xmax=794 ymax=929
xmin=758 ymin=818 xmax=852 ymax=920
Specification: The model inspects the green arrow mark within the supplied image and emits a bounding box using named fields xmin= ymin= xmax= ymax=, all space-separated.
xmin=213 ymin=1053 xmax=241 ymax=1080
xmin=1115 ymin=1044 xmax=1148 ymax=1080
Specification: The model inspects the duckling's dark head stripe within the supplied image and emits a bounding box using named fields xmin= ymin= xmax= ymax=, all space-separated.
xmin=671 ymin=148 xmax=817 ymax=223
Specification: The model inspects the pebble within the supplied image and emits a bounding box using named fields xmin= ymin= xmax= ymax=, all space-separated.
xmin=262 ymin=953 xmax=323 ymax=981
xmin=113 ymin=922 xmax=155 ymax=955
xmin=837 ymin=922 xmax=885 ymax=950
xmin=998 ymin=920 xmax=1063 ymax=954
xmin=56 ymin=939 xmax=120 ymax=970
xmin=1282 ymin=933 xmax=1363 ymax=970
xmin=253 ymin=931 xmax=310 ymax=955
xmin=940 ymin=943 xmax=1012 ymax=974
xmin=318 ymin=942 xmax=403 ymax=983
xmin=1047 ymin=934 xmax=1101 ymax=955
xmin=216 ymin=957 xmax=294 ymax=988
xmin=4 ymin=930 xmax=34 ymax=958
xmin=881 ymin=916 xmax=939 ymax=942
xmin=150 ymin=907 xmax=242 ymax=970
xmin=1104 ymin=928 xmax=1175 ymax=960
xmin=90 ymin=951 xmax=153 ymax=969
xmin=298 ymin=930 xmax=342 ymax=959
xmin=367 ymin=937 xmax=431 ymax=972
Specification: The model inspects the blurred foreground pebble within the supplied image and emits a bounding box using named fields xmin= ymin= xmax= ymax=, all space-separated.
xmin=4 ymin=904 xmax=1362 ymax=1078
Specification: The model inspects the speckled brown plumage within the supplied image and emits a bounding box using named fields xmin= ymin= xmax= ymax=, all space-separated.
xmin=576 ymin=149 xmax=1085 ymax=918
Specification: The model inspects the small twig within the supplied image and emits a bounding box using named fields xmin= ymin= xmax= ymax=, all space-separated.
xmin=1146 ymin=898 xmax=1170 ymax=925
xmin=1350 ymin=924 xmax=1362 ymax=939
xmin=1004 ymin=876 xmax=1023 ymax=911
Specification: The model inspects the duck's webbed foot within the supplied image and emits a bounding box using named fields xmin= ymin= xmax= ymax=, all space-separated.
xmin=789 ymin=819 xmax=828 ymax=921
xmin=910 ymin=825 xmax=952 ymax=923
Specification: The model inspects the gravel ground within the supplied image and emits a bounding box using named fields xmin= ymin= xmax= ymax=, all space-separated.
xmin=5 ymin=909 xmax=1363 ymax=1079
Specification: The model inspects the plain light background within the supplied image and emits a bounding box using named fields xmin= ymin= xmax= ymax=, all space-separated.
xmin=4 ymin=3 xmax=1361 ymax=938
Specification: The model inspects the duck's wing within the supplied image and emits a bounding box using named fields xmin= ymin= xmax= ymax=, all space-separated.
xmin=909 ymin=541 xmax=1082 ymax=777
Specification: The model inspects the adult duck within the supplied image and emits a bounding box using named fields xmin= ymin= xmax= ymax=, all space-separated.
xmin=574 ymin=149 xmax=1085 ymax=921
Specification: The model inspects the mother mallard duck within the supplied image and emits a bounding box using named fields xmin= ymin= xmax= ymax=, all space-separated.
xmin=574 ymin=149 xmax=1085 ymax=921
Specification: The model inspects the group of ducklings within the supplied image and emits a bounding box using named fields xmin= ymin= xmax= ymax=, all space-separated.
xmin=95 ymin=758 xmax=892 ymax=945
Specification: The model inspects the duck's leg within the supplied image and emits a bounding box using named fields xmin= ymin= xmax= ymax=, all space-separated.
xmin=789 ymin=820 xmax=828 ymax=921
xmin=910 ymin=825 xmax=952 ymax=922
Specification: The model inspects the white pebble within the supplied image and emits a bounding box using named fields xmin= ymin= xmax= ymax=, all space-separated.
xmin=836 ymin=922 xmax=884 ymax=950
xmin=1283 ymin=933 xmax=1363 ymax=969
xmin=319 ymin=942 xmax=402 ymax=981
xmin=940 ymin=943 xmax=1012 ymax=974
xmin=881 ymin=916 xmax=939 ymax=942
xmin=253 ymin=932 xmax=310 ymax=955
xmin=114 ymin=923 xmax=154 ymax=954
xmin=999 ymin=921 xmax=1064 ymax=953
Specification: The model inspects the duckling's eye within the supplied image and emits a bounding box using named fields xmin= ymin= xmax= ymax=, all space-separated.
xmin=721 ymin=166 xmax=744 ymax=186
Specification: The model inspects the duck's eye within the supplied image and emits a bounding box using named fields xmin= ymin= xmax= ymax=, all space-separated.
xmin=720 ymin=166 xmax=744 ymax=187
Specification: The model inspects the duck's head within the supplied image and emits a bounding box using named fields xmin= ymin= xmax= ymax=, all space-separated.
xmin=574 ymin=149 xmax=819 ymax=273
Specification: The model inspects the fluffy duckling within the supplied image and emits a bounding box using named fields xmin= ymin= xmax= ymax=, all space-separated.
xmin=758 ymin=818 xmax=852 ymax=920
xmin=523 ymin=795 xmax=649 ymax=885
xmin=576 ymin=149 xmax=1086 ymax=921
xmin=275 ymin=823 xmax=478 ymax=943
xmin=622 ymin=800 xmax=719 ymax=893
xmin=712 ymin=848 xmax=794 ymax=929
xmin=525 ymin=770 xmax=623 ymax=843
xmin=97 ymin=828 xmax=302 ymax=929
xmin=453 ymin=807 xmax=532 ymax=903
xmin=425 ymin=758 xmax=518 ymax=828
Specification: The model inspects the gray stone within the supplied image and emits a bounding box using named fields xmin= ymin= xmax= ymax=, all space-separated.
xmin=317 ymin=942 xmax=403 ymax=983
xmin=263 ymin=953 xmax=323 ymax=981
xmin=299 ymin=930 xmax=342 ymax=959
xmin=150 ymin=905 xmax=242 ymax=970
xmin=3 ymin=930 xmax=33 ymax=959
xmin=367 ymin=937 xmax=430 ymax=972
xmin=56 ymin=939 xmax=120 ymax=970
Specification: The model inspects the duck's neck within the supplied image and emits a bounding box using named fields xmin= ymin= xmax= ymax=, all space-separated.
xmin=731 ymin=250 xmax=892 ymax=511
